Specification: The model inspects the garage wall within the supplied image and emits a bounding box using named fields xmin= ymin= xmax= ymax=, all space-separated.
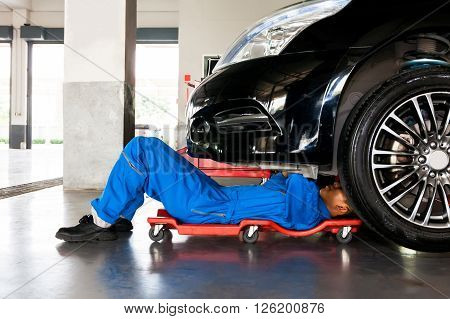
xmin=30 ymin=0 xmax=64 ymax=27
xmin=0 ymin=0 xmax=179 ymax=28
xmin=0 ymin=4 xmax=12 ymax=25
xmin=177 ymin=0 xmax=300 ymax=142
xmin=137 ymin=0 xmax=179 ymax=27
xmin=0 ymin=0 xmax=64 ymax=27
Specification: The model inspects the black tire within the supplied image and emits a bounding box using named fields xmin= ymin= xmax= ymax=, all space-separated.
xmin=149 ymin=226 xmax=165 ymax=242
xmin=336 ymin=228 xmax=353 ymax=244
xmin=239 ymin=227 xmax=259 ymax=244
xmin=338 ymin=67 xmax=450 ymax=252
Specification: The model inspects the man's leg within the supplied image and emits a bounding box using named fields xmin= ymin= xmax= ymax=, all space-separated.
xmin=90 ymin=142 xmax=147 ymax=226
xmin=55 ymin=137 xmax=150 ymax=242
xmin=55 ymin=137 xmax=216 ymax=242
xmin=91 ymin=136 xmax=208 ymax=224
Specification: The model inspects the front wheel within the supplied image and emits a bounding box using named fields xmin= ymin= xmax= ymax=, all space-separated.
xmin=339 ymin=67 xmax=450 ymax=252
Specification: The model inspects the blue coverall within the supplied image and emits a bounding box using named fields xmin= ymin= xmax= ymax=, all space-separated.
xmin=91 ymin=137 xmax=331 ymax=230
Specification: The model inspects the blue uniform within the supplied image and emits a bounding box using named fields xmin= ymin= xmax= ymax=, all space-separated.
xmin=91 ymin=137 xmax=331 ymax=229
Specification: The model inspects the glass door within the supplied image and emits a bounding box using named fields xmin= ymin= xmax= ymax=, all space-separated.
xmin=31 ymin=43 xmax=64 ymax=148
xmin=135 ymin=43 xmax=179 ymax=147
xmin=0 ymin=43 xmax=11 ymax=149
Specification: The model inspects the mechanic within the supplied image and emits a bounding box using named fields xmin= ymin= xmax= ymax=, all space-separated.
xmin=55 ymin=137 xmax=352 ymax=242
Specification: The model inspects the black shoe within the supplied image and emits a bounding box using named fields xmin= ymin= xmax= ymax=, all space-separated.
xmin=111 ymin=217 xmax=133 ymax=232
xmin=55 ymin=215 xmax=118 ymax=242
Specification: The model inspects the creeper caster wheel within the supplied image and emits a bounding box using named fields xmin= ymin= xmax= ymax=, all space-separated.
xmin=336 ymin=226 xmax=353 ymax=244
xmin=239 ymin=226 xmax=259 ymax=244
xmin=149 ymin=225 xmax=168 ymax=242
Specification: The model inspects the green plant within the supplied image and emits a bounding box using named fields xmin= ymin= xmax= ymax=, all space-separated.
xmin=0 ymin=137 xmax=8 ymax=144
xmin=50 ymin=139 xmax=63 ymax=144
xmin=32 ymin=138 xmax=46 ymax=144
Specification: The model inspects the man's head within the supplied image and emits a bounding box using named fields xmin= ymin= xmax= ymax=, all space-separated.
xmin=319 ymin=182 xmax=352 ymax=217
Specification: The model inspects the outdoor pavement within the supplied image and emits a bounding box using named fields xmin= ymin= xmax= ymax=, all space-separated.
xmin=0 ymin=144 xmax=63 ymax=188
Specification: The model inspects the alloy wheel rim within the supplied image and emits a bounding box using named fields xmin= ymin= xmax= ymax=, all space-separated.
xmin=371 ymin=91 xmax=450 ymax=229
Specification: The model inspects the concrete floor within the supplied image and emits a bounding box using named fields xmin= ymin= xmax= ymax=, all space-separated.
xmin=1 ymin=185 xmax=450 ymax=299
xmin=0 ymin=145 xmax=63 ymax=188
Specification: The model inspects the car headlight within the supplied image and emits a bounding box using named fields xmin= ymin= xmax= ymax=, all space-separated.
xmin=214 ymin=0 xmax=351 ymax=71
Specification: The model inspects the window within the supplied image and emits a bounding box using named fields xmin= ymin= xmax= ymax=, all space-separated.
xmin=0 ymin=43 xmax=11 ymax=146
xmin=31 ymin=43 xmax=64 ymax=146
xmin=135 ymin=44 xmax=179 ymax=147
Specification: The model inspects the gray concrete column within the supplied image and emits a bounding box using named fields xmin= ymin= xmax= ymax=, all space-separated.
xmin=63 ymin=0 xmax=136 ymax=190
xmin=9 ymin=9 xmax=29 ymax=149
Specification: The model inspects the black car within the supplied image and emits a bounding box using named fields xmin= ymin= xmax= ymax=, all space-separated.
xmin=186 ymin=0 xmax=450 ymax=252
